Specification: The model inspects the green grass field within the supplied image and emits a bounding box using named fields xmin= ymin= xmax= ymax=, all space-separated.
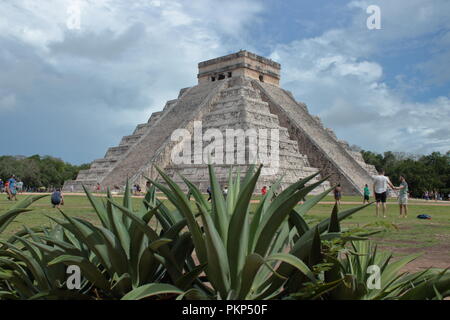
xmin=1 ymin=192 xmax=449 ymax=271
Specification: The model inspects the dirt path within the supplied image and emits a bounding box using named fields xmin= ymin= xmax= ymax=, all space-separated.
xmin=377 ymin=241 xmax=450 ymax=273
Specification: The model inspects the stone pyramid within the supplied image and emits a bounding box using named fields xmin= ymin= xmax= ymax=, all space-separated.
xmin=64 ymin=50 xmax=376 ymax=195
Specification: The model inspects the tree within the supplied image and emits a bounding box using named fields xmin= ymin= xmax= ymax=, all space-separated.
xmin=361 ymin=150 xmax=450 ymax=198
xmin=0 ymin=155 xmax=89 ymax=189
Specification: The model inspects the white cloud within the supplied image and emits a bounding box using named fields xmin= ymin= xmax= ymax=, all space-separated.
xmin=1 ymin=0 xmax=448 ymax=163
xmin=0 ymin=0 xmax=263 ymax=162
xmin=271 ymin=0 xmax=450 ymax=155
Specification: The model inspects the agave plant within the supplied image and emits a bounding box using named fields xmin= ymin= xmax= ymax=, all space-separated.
xmin=0 ymin=185 xmax=198 ymax=300
xmin=320 ymin=240 xmax=450 ymax=300
xmin=147 ymin=164 xmax=372 ymax=300
xmin=2 ymin=166 xmax=448 ymax=300
xmin=0 ymin=194 xmax=50 ymax=299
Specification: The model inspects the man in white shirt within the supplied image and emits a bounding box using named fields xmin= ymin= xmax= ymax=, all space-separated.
xmin=372 ymin=169 xmax=395 ymax=218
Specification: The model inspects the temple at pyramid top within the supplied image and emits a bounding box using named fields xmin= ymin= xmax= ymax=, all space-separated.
xmin=197 ymin=50 xmax=281 ymax=86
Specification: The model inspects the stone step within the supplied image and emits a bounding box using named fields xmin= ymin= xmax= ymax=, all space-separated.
xmin=212 ymin=96 xmax=269 ymax=109
xmin=219 ymin=86 xmax=261 ymax=100
xmin=119 ymin=133 xmax=143 ymax=146
xmin=90 ymin=158 xmax=118 ymax=169
xmin=105 ymin=145 xmax=130 ymax=158
xmin=133 ymin=123 xmax=151 ymax=135
xmin=256 ymin=81 xmax=374 ymax=194
xmin=101 ymin=80 xmax=227 ymax=187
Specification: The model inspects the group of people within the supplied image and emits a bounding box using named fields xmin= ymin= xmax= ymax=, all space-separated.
xmin=93 ymin=183 xmax=143 ymax=195
xmin=1 ymin=173 xmax=64 ymax=208
xmin=423 ymin=190 xmax=446 ymax=201
xmin=206 ymin=185 xmax=275 ymax=202
xmin=333 ymin=169 xmax=410 ymax=218
xmin=0 ymin=175 xmax=22 ymax=201
xmin=371 ymin=169 xmax=409 ymax=218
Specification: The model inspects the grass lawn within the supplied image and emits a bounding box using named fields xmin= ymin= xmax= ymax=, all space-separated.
xmin=1 ymin=192 xmax=449 ymax=271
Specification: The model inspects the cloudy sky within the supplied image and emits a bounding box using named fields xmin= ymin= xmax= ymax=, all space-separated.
xmin=1 ymin=0 xmax=449 ymax=164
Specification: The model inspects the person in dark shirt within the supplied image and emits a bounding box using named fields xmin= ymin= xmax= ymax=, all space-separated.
xmin=51 ymin=189 xmax=64 ymax=209
xmin=334 ymin=184 xmax=342 ymax=206
xmin=206 ymin=186 xmax=212 ymax=201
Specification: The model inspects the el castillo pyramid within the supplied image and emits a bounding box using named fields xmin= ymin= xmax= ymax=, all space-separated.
xmin=64 ymin=50 xmax=376 ymax=195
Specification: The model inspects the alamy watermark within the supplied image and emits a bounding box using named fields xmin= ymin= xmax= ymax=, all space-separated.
xmin=366 ymin=264 xmax=381 ymax=289
xmin=66 ymin=265 xmax=81 ymax=290
xmin=366 ymin=5 xmax=381 ymax=30
xmin=170 ymin=121 xmax=280 ymax=175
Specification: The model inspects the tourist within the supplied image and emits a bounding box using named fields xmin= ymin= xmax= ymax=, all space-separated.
xmin=372 ymin=169 xmax=395 ymax=218
xmin=333 ymin=184 xmax=342 ymax=206
xmin=51 ymin=188 xmax=64 ymax=209
xmin=363 ymin=184 xmax=370 ymax=204
xmin=146 ymin=181 xmax=152 ymax=192
xmin=8 ymin=175 xmax=18 ymax=201
xmin=394 ymin=175 xmax=409 ymax=218
xmin=0 ymin=179 xmax=3 ymax=193
xmin=261 ymin=186 xmax=267 ymax=196
xmin=207 ymin=186 xmax=212 ymax=201
xmin=17 ymin=180 xmax=23 ymax=193
xmin=96 ymin=183 xmax=101 ymax=193
xmin=5 ymin=180 xmax=11 ymax=200
xmin=223 ymin=186 xmax=228 ymax=198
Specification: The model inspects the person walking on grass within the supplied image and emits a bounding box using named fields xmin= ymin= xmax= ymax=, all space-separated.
xmin=394 ymin=175 xmax=408 ymax=218
xmin=8 ymin=175 xmax=18 ymax=201
xmin=363 ymin=184 xmax=370 ymax=204
xmin=5 ymin=180 xmax=11 ymax=200
xmin=16 ymin=180 xmax=23 ymax=193
xmin=333 ymin=184 xmax=342 ymax=206
xmin=372 ymin=169 xmax=395 ymax=218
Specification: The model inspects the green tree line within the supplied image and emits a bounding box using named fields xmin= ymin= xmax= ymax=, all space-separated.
xmin=0 ymin=155 xmax=89 ymax=189
xmin=362 ymin=150 xmax=450 ymax=198
xmin=1 ymin=151 xmax=449 ymax=197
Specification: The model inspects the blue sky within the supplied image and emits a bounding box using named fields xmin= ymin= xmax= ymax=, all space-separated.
xmin=1 ymin=0 xmax=449 ymax=164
